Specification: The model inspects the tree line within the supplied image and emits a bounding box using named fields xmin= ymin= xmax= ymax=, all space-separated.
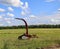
xmin=0 ymin=24 xmax=60 ymax=29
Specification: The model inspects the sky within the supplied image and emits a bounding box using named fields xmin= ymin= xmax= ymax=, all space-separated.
xmin=0 ymin=0 xmax=60 ymax=26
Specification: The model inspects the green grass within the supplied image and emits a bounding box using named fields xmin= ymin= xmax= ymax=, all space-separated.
xmin=0 ymin=28 xmax=60 ymax=49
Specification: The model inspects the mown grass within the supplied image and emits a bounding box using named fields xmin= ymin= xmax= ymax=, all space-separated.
xmin=0 ymin=28 xmax=60 ymax=49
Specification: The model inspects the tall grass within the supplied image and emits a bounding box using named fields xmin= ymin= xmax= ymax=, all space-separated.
xmin=0 ymin=28 xmax=60 ymax=49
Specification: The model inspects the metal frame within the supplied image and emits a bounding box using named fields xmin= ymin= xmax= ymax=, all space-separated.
xmin=15 ymin=18 xmax=28 ymax=36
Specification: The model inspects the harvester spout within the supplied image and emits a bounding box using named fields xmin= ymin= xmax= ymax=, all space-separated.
xmin=15 ymin=18 xmax=28 ymax=36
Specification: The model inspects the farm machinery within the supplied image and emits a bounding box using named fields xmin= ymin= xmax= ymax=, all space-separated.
xmin=15 ymin=18 xmax=38 ymax=39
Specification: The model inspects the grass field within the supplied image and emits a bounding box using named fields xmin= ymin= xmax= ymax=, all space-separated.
xmin=0 ymin=28 xmax=60 ymax=49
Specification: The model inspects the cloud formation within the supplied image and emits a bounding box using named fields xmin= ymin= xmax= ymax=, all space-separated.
xmin=45 ymin=0 xmax=55 ymax=2
xmin=0 ymin=8 xmax=5 ymax=12
xmin=20 ymin=2 xmax=29 ymax=16
xmin=8 ymin=7 xmax=14 ymax=12
xmin=21 ymin=11 xmax=26 ymax=16
xmin=0 ymin=0 xmax=30 ymax=16
xmin=7 ymin=12 xmax=14 ymax=17
xmin=6 ymin=21 xmax=11 ymax=24
xmin=24 ymin=8 xmax=60 ymax=25
xmin=4 ymin=18 xmax=14 ymax=20
xmin=51 ymin=19 xmax=60 ymax=23
xmin=0 ymin=24 xmax=3 ymax=26
xmin=58 ymin=8 xmax=60 ymax=11
xmin=50 ymin=12 xmax=60 ymax=24
xmin=0 ymin=0 xmax=29 ymax=11
xmin=29 ymin=15 xmax=37 ymax=18
xmin=45 ymin=0 xmax=60 ymax=2
xmin=21 ymin=2 xmax=29 ymax=10
xmin=0 ymin=0 xmax=23 ymax=7
xmin=0 ymin=15 xmax=3 ymax=19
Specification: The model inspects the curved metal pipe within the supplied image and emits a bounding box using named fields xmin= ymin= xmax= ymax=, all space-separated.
xmin=15 ymin=18 xmax=28 ymax=35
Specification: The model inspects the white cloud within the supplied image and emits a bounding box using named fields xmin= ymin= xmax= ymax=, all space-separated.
xmin=45 ymin=0 xmax=55 ymax=2
xmin=0 ymin=0 xmax=30 ymax=16
xmin=25 ymin=9 xmax=60 ymax=25
xmin=45 ymin=0 xmax=60 ymax=2
xmin=0 ymin=8 xmax=5 ymax=12
xmin=54 ymin=8 xmax=60 ymax=14
xmin=25 ymin=2 xmax=28 ymax=9
xmin=29 ymin=15 xmax=36 ymax=18
xmin=0 ymin=0 xmax=28 ymax=9
xmin=50 ymin=13 xmax=60 ymax=23
xmin=21 ymin=11 xmax=26 ymax=16
xmin=50 ymin=19 xmax=60 ymax=24
xmin=0 ymin=0 xmax=23 ymax=7
xmin=7 ymin=12 xmax=14 ymax=17
xmin=58 ymin=8 xmax=60 ymax=11
xmin=4 ymin=18 xmax=14 ymax=20
xmin=20 ymin=2 xmax=30 ymax=16
xmin=0 ymin=15 xmax=3 ymax=19
xmin=8 ymin=7 xmax=14 ymax=12
xmin=38 ymin=12 xmax=60 ymax=24
xmin=51 ymin=19 xmax=60 ymax=22
xmin=21 ymin=2 xmax=29 ymax=10
xmin=0 ymin=24 xmax=3 ymax=26
xmin=6 ymin=21 xmax=11 ymax=24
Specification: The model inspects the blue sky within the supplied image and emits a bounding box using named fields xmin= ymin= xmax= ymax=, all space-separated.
xmin=0 ymin=0 xmax=60 ymax=26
